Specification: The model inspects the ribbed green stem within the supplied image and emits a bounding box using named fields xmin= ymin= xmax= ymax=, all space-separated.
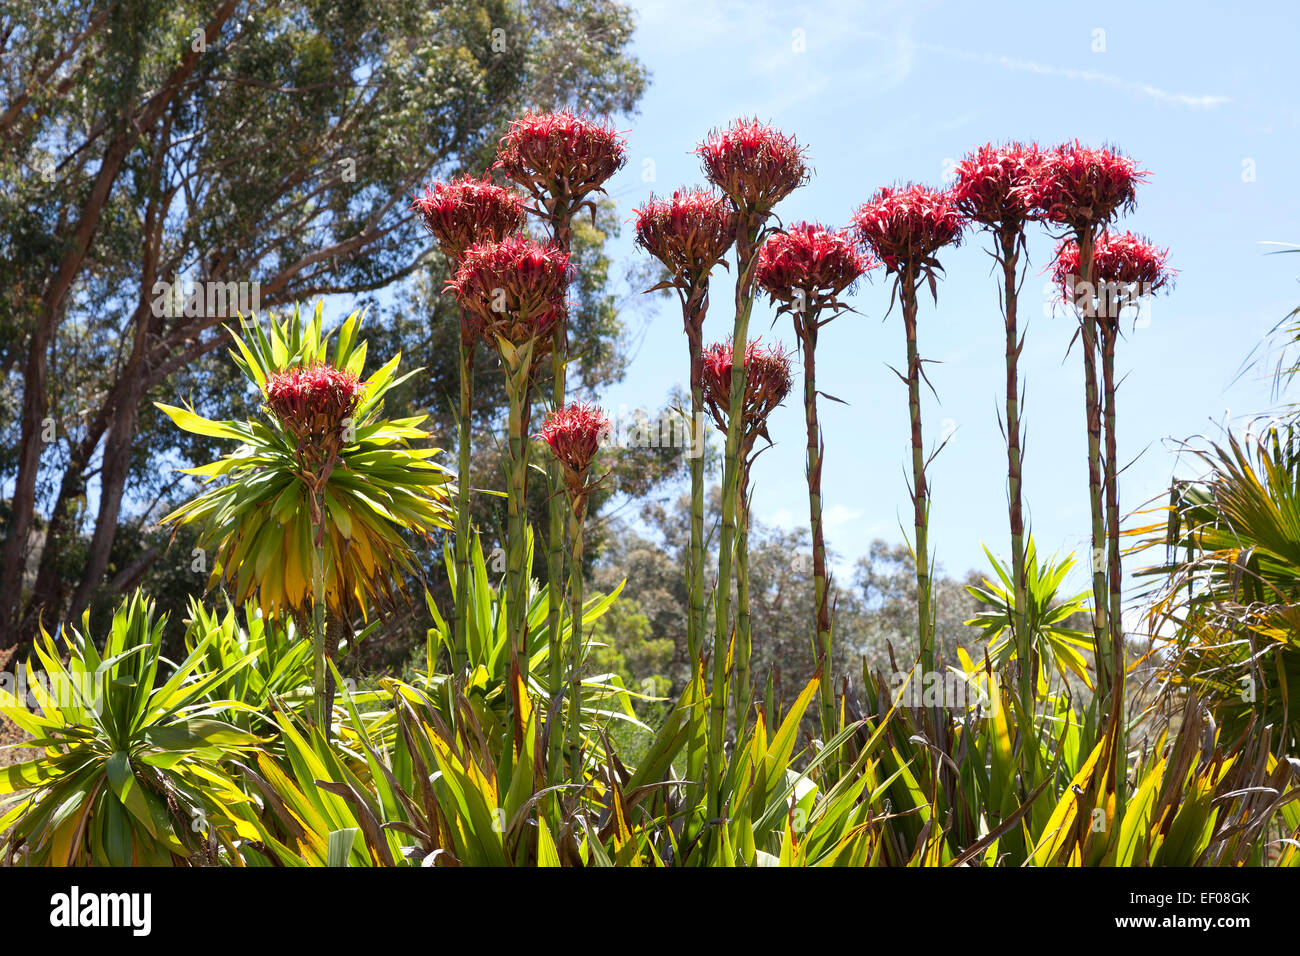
xmin=686 ymin=317 xmax=707 ymax=667
xmin=503 ymin=355 xmax=534 ymax=690
xmin=453 ymin=328 xmax=475 ymax=674
xmin=1101 ymin=322 xmax=1128 ymax=822
xmin=1076 ymin=232 xmax=1112 ymax=706
xmin=799 ymin=316 xmax=834 ymax=743
xmin=999 ymin=234 xmax=1032 ymax=723
xmin=567 ymin=495 xmax=588 ymax=785
xmin=311 ymin=516 xmax=327 ymax=732
xmin=708 ymin=219 xmax=760 ymax=820
xmin=901 ymin=276 xmax=933 ymax=674
xmin=734 ymin=470 xmax=752 ymax=732
xmin=546 ymin=222 xmax=572 ymax=785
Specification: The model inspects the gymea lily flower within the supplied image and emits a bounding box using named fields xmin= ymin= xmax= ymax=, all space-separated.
xmin=536 ymin=401 xmax=611 ymax=783
xmin=495 ymin=111 xmax=627 ymax=241
xmin=537 ymin=401 xmax=611 ymax=503
xmin=756 ymin=223 xmax=871 ymax=743
xmin=264 ymin=364 xmax=363 ymax=457
xmin=1028 ymin=144 xmax=1147 ymax=715
xmin=696 ymin=119 xmax=809 ymax=217
xmin=951 ymin=142 xmax=1044 ymax=720
xmin=412 ymin=175 xmax=525 ymax=264
xmin=853 ymin=185 xmax=964 ymax=674
xmin=448 ymin=234 xmax=570 ymax=351
xmin=415 ymin=175 xmax=524 ymax=671
xmin=853 ymin=183 xmax=964 ymax=281
xmin=634 ymin=187 xmax=735 ymax=664
xmin=1052 ymin=231 xmax=1173 ymax=317
xmin=1025 ymin=142 xmax=1145 ymax=233
xmin=700 ymin=338 xmax=793 ymax=452
xmin=695 ymin=121 xmax=807 ymax=812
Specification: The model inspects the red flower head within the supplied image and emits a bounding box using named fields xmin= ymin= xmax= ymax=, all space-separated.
xmin=494 ymin=111 xmax=627 ymax=212
xmin=633 ymin=188 xmax=736 ymax=289
xmin=1027 ymin=142 xmax=1146 ymax=232
xmin=1052 ymin=230 xmax=1173 ymax=322
xmin=264 ymin=363 xmax=363 ymax=447
xmin=950 ymin=142 xmax=1044 ymax=231
xmin=696 ymin=119 xmax=809 ymax=216
xmin=411 ymin=175 xmax=525 ymax=262
xmin=448 ymin=234 xmax=571 ymax=352
xmin=852 ymin=184 xmax=965 ymax=277
xmin=700 ymin=338 xmax=793 ymax=452
xmin=756 ymin=222 xmax=874 ymax=316
xmin=537 ymin=401 xmax=611 ymax=498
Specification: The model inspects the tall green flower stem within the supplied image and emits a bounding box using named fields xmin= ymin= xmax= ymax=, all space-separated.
xmin=311 ymin=531 xmax=327 ymax=729
xmin=537 ymin=401 xmax=609 ymax=786
xmin=754 ymin=223 xmax=868 ymax=751
xmin=695 ymin=118 xmax=808 ymax=823
xmin=950 ymin=144 xmax=1044 ymax=722
xmin=795 ymin=314 xmax=836 ymax=739
xmin=1073 ymin=233 xmax=1113 ymax=705
xmin=544 ymin=229 xmax=572 ymax=783
xmin=565 ymin=490 xmax=589 ymax=784
xmin=997 ymin=230 xmax=1033 ymax=722
xmin=734 ymin=471 xmax=753 ymax=730
xmin=632 ymin=190 xmax=736 ymax=667
xmin=500 ymin=342 xmax=537 ymax=691
xmin=853 ymin=185 xmax=963 ymax=678
xmin=708 ymin=218 xmax=761 ymax=817
xmin=899 ymin=270 xmax=935 ymax=674
xmin=493 ymin=112 xmax=627 ymax=783
xmin=1099 ymin=315 xmax=1127 ymax=819
xmin=453 ymin=325 xmax=476 ymax=673
xmin=449 ymin=233 xmax=571 ymax=754
xmin=700 ymin=336 xmax=793 ymax=807
xmin=685 ymin=316 xmax=708 ymax=665
xmin=411 ymin=176 xmax=526 ymax=674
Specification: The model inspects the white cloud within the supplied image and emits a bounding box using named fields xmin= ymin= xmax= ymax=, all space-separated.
xmin=915 ymin=42 xmax=1230 ymax=110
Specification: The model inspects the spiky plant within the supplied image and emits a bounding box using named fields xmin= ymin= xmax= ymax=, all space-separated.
xmin=494 ymin=111 xmax=626 ymax=776
xmin=159 ymin=304 xmax=452 ymax=728
xmin=853 ymin=184 xmax=964 ymax=675
xmin=695 ymin=119 xmax=808 ymax=817
xmin=634 ymin=188 xmax=736 ymax=667
xmin=412 ymin=175 xmax=525 ymax=673
xmin=1141 ymin=423 xmax=1300 ymax=752
xmin=755 ymin=222 xmax=870 ymax=742
xmin=951 ymin=142 xmax=1045 ymax=721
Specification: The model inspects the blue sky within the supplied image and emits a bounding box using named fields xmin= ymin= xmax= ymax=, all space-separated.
xmin=591 ymin=0 xmax=1300 ymax=602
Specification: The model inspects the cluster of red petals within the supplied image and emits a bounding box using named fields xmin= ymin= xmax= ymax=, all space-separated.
xmin=411 ymin=175 xmax=525 ymax=261
xmin=494 ymin=110 xmax=627 ymax=205
xmin=756 ymin=222 xmax=873 ymax=311
xmin=1026 ymin=141 xmax=1146 ymax=231
xmin=696 ymin=119 xmax=808 ymax=215
xmin=264 ymin=363 xmax=363 ymax=438
xmin=700 ymin=338 xmax=793 ymax=445
xmin=852 ymin=184 xmax=965 ymax=274
xmin=633 ymin=188 xmax=736 ymax=283
xmin=1052 ymin=231 xmax=1174 ymax=312
xmin=447 ymin=234 xmax=571 ymax=350
xmin=950 ymin=142 xmax=1044 ymax=229
xmin=537 ymin=401 xmax=611 ymax=482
